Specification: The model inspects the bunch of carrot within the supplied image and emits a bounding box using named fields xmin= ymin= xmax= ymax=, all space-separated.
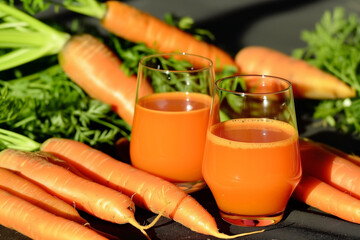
xmin=0 ymin=135 xmax=264 ymax=239
xmin=293 ymin=138 xmax=360 ymax=224
xmin=0 ymin=148 xmax=167 ymax=240
xmin=58 ymin=0 xmax=355 ymax=100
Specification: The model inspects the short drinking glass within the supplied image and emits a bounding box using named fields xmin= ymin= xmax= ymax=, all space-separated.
xmin=130 ymin=53 xmax=214 ymax=193
xmin=202 ymin=75 xmax=302 ymax=226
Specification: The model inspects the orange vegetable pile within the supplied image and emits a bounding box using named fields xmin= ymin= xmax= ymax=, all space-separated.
xmin=293 ymin=139 xmax=360 ymax=224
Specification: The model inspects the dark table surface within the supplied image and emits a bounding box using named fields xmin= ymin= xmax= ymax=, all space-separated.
xmin=1 ymin=0 xmax=360 ymax=239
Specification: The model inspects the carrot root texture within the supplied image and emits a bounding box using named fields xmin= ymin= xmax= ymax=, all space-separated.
xmin=235 ymin=46 xmax=356 ymax=99
xmin=293 ymin=175 xmax=360 ymax=224
xmin=0 ymin=148 xmax=152 ymax=238
xmin=0 ymin=188 xmax=108 ymax=240
xmin=101 ymin=1 xmax=236 ymax=71
xmin=0 ymin=167 xmax=87 ymax=225
xmin=58 ymin=34 xmax=153 ymax=126
xmin=40 ymin=137 xmax=263 ymax=239
xmin=299 ymin=138 xmax=360 ymax=199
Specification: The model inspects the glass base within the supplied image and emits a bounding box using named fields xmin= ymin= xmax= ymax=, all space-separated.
xmin=175 ymin=180 xmax=206 ymax=193
xmin=220 ymin=210 xmax=283 ymax=227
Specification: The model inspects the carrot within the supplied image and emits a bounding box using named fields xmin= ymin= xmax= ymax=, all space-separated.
xmin=40 ymin=138 xmax=264 ymax=239
xmin=305 ymin=139 xmax=360 ymax=166
xmin=299 ymin=138 xmax=360 ymax=199
xmin=0 ymin=188 xmax=109 ymax=240
xmin=36 ymin=151 xmax=90 ymax=180
xmin=0 ymin=167 xmax=87 ymax=225
xmin=234 ymin=46 xmax=356 ymax=99
xmin=63 ymin=0 xmax=235 ymax=71
xmin=0 ymin=4 xmax=154 ymax=126
xmin=293 ymin=175 xmax=360 ymax=224
xmin=58 ymin=34 xmax=153 ymax=126
xmin=0 ymin=149 xmax=153 ymax=238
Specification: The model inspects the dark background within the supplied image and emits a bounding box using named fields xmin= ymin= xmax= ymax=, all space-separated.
xmin=1 ymin=0 xmax=360 ymax=239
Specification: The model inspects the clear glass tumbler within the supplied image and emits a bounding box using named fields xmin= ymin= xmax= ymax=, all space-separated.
xmin=202 ymin=75 xmax=302 ymax=226
xmin=130 ymin=53 xmax=214 ymax=193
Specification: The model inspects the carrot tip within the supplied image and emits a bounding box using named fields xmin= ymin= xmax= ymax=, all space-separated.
xmin=213 ymin=229 xmax=265 ymax=239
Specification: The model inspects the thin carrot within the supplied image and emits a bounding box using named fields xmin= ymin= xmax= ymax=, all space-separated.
xmin=293 ymin=175 xmax=360 ymax=224
xmin=299 ymin=138 xmax=360 ymax=199
xmin=58 ymin=34 xmax=153 ymax=126
xmin=235 ymin=46 xmax=356 ymax=99
xmin=0 ymin=149 xmax=152 ymax=238
xmin=41 ymin=138 xmax=264 ymax=239
xmin=0 ymin=167 xmax=87 ymax=225
xmin=0 ymin=188 xmax=109 ymax=240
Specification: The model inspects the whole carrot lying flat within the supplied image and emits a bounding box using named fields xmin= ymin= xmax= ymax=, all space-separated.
xmin=292 ymin=138 xmax=360 ymax=224
xmin=293 ymin=175 xmax=360 ymax=224
xmin=235 ymin=46 xmax=356 ymax=99
xmin=0 ymin=167 xmax=87 ymax=225
xmin=299 ymin=138 xmax=360 ymax=199
xmin=64 ymin=0 xmax=236 ymax=71
xmin=0 ymin=188 xmax=108 ymax=240
xmin=41 ymin=137 xmax=264 ymax=239
xmin=0 ymin=148 xmax=155 ymax=239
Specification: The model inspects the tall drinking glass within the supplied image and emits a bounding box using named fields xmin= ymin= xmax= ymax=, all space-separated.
xmin=202 ymin=75 xmax=302 ymax=226
xmin=130 ymin=53 xmax=214 ymax=193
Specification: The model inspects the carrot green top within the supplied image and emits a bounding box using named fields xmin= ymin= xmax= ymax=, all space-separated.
xmin=0 ymin=2 xmax=70 ymax=71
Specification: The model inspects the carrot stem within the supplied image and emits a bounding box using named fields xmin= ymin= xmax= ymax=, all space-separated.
xmin=0 ymin=2 xmax=70 ymax=71
xmin=0 ymin=128 xmax=40 ymax=151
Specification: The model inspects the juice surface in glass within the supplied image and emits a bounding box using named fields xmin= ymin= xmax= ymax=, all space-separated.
xmin=202 ymin=118 xmax=302 ymax=217
xmin=130 ymin=91 xmax=212 ymax=182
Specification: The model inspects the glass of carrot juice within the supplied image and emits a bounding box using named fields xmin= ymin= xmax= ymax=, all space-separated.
xmin=130 ymin=53 xmax=214 ymax=193
xmin=202 ymin=75 xmax=302 ymax=226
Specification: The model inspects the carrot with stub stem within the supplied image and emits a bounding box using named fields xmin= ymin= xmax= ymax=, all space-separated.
xmin=0 ymin=167 xmax=87 ymax=225
xmin=235 ymin=46 xmax=356 ymax=99
xmin=299 ymin=138 xmax=360 ymax=199
xmin=0 ymin=3 xmax=153 ymax=126
xmin=40 ymin=137 xmax=264 ymax=239
xmin=58 ymin=34 xmax=153 ymax=126
xmin=61 ymin=0 xmax=235 ymax=71
xmin=293 ymin=175 xmax=360 ymax=224
xmin=0 ymin=188 xmax=109 ymax=240
xmin=0 ymin=149 xmax=160 ymax=239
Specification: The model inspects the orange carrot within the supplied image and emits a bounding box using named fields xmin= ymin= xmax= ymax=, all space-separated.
xmin=41 ymin=138 xmax=264 ymax=239
xmin=0 ymin=167 xmax=87 ymax=225
xmin=235 ymin=46 xmax=356 ymax=99
xmin=0 ymin=149 xmax=151 ymax=238
xmin=101 ymin=1 xmax=235 ymax=71
xmin=58 ymin=34 xmax=153 ymax=126
xmin=0 ymin=188 xmax=108 ymax=240
xmin=306 ymin=139 xmax=360 ymax=166
xmin=36 ymin=151 xmax=90 ymax=180
xmin=299 ymin=138 xmax=360 ymax=199
xmin=293 ymin=175 xmax=360 ymax=224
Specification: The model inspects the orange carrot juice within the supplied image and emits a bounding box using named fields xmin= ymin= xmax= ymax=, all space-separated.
xmin=130 ymin=92 xmax=212 ymax=183
xmin=202 ymin=118 xmax=302 ymax=224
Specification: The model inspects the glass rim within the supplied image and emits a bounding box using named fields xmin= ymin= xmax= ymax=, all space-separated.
xmin=215 ymin=74 xmax=292 ymax=95
xmin=139 ymin=52 xmax=213 ymax=73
